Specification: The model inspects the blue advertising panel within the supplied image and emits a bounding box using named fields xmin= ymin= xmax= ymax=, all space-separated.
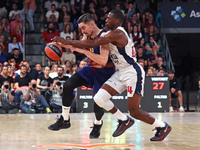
xmin=160 ymin=2 xmax=200 ymax=28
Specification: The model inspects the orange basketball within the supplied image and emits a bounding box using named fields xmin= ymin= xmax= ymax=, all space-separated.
xmin=44 ymin=42 xmax=63 ymax=61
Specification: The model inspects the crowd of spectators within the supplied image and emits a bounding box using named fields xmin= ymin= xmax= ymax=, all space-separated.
xmin=0 ymin=0 xmax=191 ymax=113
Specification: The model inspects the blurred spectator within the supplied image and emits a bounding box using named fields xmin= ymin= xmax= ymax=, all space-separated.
xmin=78 ymin=59 xmax=87 ymax=70
xmin=49 ymin=64 xmax=58 ymax=78
xmin=36 ymin=66 xmax=53 ymax=99
xmin=46 ymin=4 xmax=59 ymax=22
xmin=156 ymin=68 xmax=165 ymax=77
xmin=58 ymin=5 xmax=70 ymax=23
xmin=61 ymin=64 xmax=71 ymax=78
xmin=60 ymin=24 xmax=73 ymax=39
xmin=13 ymin=0 xmax=23 ymax=10
xmin=144 ymin=25 xmax=158 ymax=43
xmin=134 ymin=37 xmax=146 ymax=54
xmin=59 ymin=15 xmax=74 ymax=32
xmin=147 ymin=45 xmax=162 ymax=66
xmin=8 ymin=48 xmax=23 ymax=67
xmin=143 ymin=13 xmax=157 ymax=33
xmin=0 ymin=81 xmax=18 ymax=114
xmin=9 ymin=3 xmax=20 ymax=21
xmin=14 ymin=65 xmax=30 ymax=106
xmin=70 ymin=0 xmax=85 ymax=19
xmin=47 ymin=14 xmax=59 ymax=31
xmin=0 ymin=35 xmax=8 ymax=53
xmin=9 ymin=62 xmax=19 ymax=84
xmin=20 ymin=79 xmax=52 ymax=113
xmin=0 ymin=2 xmax=7 ymax=19
xmin=8 ymin=35 xmax=24 ymax=54
xmin=136 ymin=46 xmax=147 ymax=65
xmin=127 ymin=13 xmax=141 ymax=34
xmin=23 ymin=61 xmax=38 ymax=80
xmin=153 ymin=56 xmax=166 ymax=72
xmin=58 ymin=0 xmax=70 ymax=12
xmin=86 ymin=2 xmax=98 ymax=23
xmin=135 ymin=0 xmax=150 ymax=15
xmin=69 ymin=63 xmax=78 ymax=75
xmin=125 ymin=2 xmax=136 ymax=21
xmin=35 ymin=63 xmax=44 ymax=77
xmin=41 ymin=22 xmax=60 ymax=52
xmin=138 ymin=59 xmax=145 ymax=69
xmin=10 ymin=14 xmax=23 ymax=32
xmin=49 ymin=66 xmax=69 ymax=112
xmin=15 ymin=60 xmax=24 ymax=75
xmin=44 ymin=0 xmax=58 ymax=12
xmin=145 ymin=36 xmax=160 ymax=55
xmin=0 ymin=65 xmax=14 ymax=88
xmin=99 ymin=5 xmax=110 ymax=28
xmin=20 ymin=0 xmax=36 ymax=32
xmin=115 ymin=3 xmax=125 ymax=15
xmin=61 ymin=47 xmax=76 ymax=64
xmin=0 ymin=44 xmax=7 ymax=63
xmin=129 ymin=25 xmax=142 ymax=44
xmin=168 ymin=69 xmax=185 ymax=112
xmin=11 ymin=25 xmax=23 ymax=44
xmin=64 ymin=60 xmax=71 ymax=73
xmin=146 ymin=68 xmax=153 ymax=76
xmin=0 ymin=23 xmax=10 ymax=43
xmin=1 ymin=17 xmax=10 ymax=33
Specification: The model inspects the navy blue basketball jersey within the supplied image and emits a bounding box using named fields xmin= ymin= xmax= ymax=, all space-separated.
xmin=77 ymin=30 xmax=115 ymax=94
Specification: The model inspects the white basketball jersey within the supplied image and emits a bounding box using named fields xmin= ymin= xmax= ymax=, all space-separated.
xmin=107 ymin=26 xmax=136 ymax=70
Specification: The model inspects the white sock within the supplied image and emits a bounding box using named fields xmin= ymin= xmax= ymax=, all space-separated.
xmin=152 ymin=119 xmax=165 ymax=128
xmin=94 ymin=119 xmax=102 ymax=125
xmin=62 ymin=105 xmax=70 ymax=120
xmin=113 ymin=109 xmax=127 ymax=121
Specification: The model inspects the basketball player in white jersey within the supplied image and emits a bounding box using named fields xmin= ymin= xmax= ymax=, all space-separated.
xmin=53 ymin=10 xmax=172 ymax=141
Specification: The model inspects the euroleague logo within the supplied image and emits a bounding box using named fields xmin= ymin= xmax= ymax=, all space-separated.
xmin=33 ymin=143 xmax=136 ymax=149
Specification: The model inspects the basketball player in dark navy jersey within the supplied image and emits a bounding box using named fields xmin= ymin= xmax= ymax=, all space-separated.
xmin=48 ymin=13 xmax=115 ymax=139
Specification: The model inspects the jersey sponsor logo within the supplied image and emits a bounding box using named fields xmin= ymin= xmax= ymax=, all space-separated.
xmin=33 ymin=143 xmax=136 ymax=149
xmin=110 ymin=54 xmax=119 ymax=64
xmin=89 ymin=48 xmax=94 ymax=53
xmin=154 ymin=95 xmax=168 ymax=99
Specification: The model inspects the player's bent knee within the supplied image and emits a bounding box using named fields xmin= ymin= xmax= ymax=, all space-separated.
xmin=94 ymin=89 xmax=113 ymax=110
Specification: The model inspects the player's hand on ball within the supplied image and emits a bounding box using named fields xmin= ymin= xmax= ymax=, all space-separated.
xmin=52 ymin=36 xmax=67 ymax=44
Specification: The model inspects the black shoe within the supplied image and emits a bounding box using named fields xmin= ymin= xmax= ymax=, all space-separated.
xmin=89 ymin=121 xmax=103 ymax=139
xmin=112 ymin=116 xmax=134 ymax=137
xmin=150 ymin=122 xmax=172 ymax=141
xmin=48 ymin=115 xmax=71 ymax=131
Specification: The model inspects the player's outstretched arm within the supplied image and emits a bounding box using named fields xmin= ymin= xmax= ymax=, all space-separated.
xmin=53 ymin=36 xmax=112 ymax=49
xmin=71 ymin=44 xmax=109 ymax=66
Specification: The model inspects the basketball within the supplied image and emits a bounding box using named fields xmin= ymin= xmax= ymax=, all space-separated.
xmin=44 ymin=42 xmax=63 ymax=61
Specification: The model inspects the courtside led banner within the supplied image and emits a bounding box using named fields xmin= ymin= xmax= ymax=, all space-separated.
xmin=160 ymin=2 xmax=200 ymax=28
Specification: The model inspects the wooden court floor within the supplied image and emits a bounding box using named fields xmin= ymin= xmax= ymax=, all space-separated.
xmin=0 ymin=112 xmax=200 ymax=150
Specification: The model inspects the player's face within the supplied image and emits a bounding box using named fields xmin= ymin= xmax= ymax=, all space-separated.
xmin=105 ymin=13 xmax=115 ymax=29
xmin=78 ymin=22 xmax=93 ymax=37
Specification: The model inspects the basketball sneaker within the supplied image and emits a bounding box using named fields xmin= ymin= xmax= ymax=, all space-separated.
xmin=112 ymin=116 xmax=135 ymax=137
xmin=90 ymin=122 xmax=103 ymax=139
xmin=150 ymin=122 xmax=172 ymax=141
xmin=48 ymin=115 xmax=71 ymax=131
xmin=179 ymin=106 xmax=185 ymax=112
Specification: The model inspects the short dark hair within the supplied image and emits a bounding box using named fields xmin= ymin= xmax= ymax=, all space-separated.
xmin=110 ymin=10 xmax=124 ymax=25
xmin=77 ymin=13 xmax=95 ymax=24
xmin=58 ymin=66 xmax=64 ymax=71
xmin=20 ymin=65 xmax=26 ymax=69
xmin=51 ymin=4 xmax=56 ymax=7
xmin=13 ymin=48 xmax=19 ymax=51
xmin=158 ymin=68 xmax=165 ymax=73
xmin=168 ymin=69 xmax=175 ymax=74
